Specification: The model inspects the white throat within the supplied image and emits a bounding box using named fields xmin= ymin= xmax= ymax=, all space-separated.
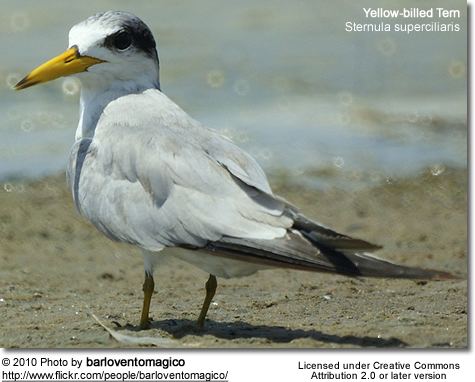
xmin=75 ymin=73 xmax=160 ymax=141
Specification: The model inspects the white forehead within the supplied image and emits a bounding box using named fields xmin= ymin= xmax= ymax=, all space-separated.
xmin=68 ymin=11 xmax=138 ymax=53
xmin=69 ymin=24 xmax=110 ymax=52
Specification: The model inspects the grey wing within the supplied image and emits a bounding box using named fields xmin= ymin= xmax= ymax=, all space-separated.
xmin=76 ymin=114 xmax=293 ymax=250
xmin=153 ymin=120 xmax=382 ymax=252
xmin=204 ymin=130 xmax=273 ymax=194
xmin=200 ymin=134 xmax=453 ymax=279
xmin=199 ymin=126 xmax=382 ymax=250
xmin=187 ymin=124 xmax=450 ymax=279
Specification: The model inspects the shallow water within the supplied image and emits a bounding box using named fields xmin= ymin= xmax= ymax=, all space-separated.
xmin=0 ymin=0 xmax=467 ymax=187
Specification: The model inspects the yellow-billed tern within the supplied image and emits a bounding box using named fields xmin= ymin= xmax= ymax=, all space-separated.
xmin=15 ymin=11 xmax=452 ymax=330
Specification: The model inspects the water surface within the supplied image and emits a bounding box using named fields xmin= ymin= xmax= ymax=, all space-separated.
xmin=0 ymin=0 xmax=467 ymax=188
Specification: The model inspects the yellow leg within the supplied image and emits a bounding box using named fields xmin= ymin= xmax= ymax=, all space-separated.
xmin=140 ymin=273 xmax=154 ymax=330
xmin=197 ymin=274 xmax=217 ymax=328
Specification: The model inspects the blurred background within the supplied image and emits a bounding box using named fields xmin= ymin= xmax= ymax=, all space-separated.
xmin=0 ymin=0 xmax=467 ymax=187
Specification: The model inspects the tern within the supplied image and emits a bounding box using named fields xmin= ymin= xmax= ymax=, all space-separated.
xmin=15 ymin=11 xmax=452 ymax=330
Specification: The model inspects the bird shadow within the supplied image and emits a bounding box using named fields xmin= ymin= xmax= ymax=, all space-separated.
xmin=119 ymin=318 xmax=407 ymax=348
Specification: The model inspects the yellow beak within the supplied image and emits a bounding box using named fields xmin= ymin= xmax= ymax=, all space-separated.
xmin=14 ymin=46 xmax=105 ymax=90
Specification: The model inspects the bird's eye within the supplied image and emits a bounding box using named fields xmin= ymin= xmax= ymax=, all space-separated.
xmin=113 ymin=31 xmax=132 ymax=50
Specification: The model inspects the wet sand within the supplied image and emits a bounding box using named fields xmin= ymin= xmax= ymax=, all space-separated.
xmin=0 ymin=167 xmax=467 ymax=348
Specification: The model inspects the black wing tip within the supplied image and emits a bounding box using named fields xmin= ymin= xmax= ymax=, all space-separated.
xmin=338 ymin=252 xmax=462 ymax=281
xmin=379 ymin=267 xmax=461 ymax=281
xmin=338 ymin=237 xmax=384 ymax=251
xmin=362 ymin=241 xmax=383 ymax=251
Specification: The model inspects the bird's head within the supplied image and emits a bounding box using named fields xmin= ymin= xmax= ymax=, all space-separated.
xmin=15 ymin=11 xmax=160 ymax=91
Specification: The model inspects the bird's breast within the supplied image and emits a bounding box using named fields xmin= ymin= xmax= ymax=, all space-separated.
xmin=67 ymin=138 xmax=166 ymax=251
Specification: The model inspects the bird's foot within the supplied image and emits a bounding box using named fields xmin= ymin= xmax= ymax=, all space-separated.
xmin=139 ymin=318 xmax=152 ymax=330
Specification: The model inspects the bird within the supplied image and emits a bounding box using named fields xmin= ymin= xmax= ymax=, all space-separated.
xmin=15 ymin=11 xmax=453 ymax=330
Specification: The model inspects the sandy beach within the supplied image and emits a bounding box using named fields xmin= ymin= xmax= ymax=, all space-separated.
xmin=0 ymin=167 xmax=467 ymax=348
